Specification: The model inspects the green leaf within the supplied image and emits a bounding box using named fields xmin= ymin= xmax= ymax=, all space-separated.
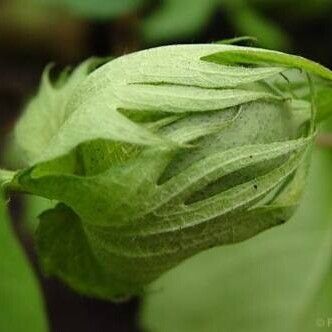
xmin=215 ymin=36 xmax=258 ymax=45
xmin=14 ymin=58 xmax=107 ymax=165
xmin=0 ymin=190 xmax=48 ymax=332
xmin=201 ymin=47 xmax=332 ymax=81
xmin=142 ymin=0 xmax=219 ymax=43
xmin=37 ymin=203 xmax=138 ymax=299
xmin=224 ymin=1 xmax=290 ymax=50
xmin=141 ymin=141 xmax=332 ymax=332
xmin=35 ymin=0 xmax=144 ymax=20
xmin=251 ymin=0 xmax=332 ymax=18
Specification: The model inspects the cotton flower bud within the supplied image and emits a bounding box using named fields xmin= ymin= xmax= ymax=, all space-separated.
xmin=8 ymin=44 xmax=332 ymax=299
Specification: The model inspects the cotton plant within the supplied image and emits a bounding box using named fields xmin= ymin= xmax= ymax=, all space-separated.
xmin=1 ymin=43 xmax=332 ymax=300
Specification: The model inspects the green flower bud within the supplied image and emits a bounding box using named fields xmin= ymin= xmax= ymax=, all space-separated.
xmin=4 ymin=44 xmax=332 ymax=300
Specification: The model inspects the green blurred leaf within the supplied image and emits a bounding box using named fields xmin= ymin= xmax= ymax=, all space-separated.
xmin=142 ymin=0 xmax=219 ymax=43
xmin=35 ymin=0 xmax=144 ymax=19
xmin=141 ymin=128 xmax=332 ymax=332
xmin=0 ymin=190 xmax=48 ymax=332
xmin=224 ymin=0 xmax=290 ymax=50
xmin=251 ymin=0 xmax=332 ymax=17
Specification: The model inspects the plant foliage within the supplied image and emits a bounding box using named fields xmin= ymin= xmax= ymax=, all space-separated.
xmin=1 ymin=44 xmax=332 ymax=299
xmin=0 ymin=190 xmax=48 ymax=332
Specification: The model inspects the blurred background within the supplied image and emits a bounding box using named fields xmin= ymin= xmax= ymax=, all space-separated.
xmin=0 ymin=0 xmax=332 ymax=331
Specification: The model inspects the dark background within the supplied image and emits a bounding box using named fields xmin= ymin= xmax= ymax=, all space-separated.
xmin=0 ymin=1 xmax=331 ymax=331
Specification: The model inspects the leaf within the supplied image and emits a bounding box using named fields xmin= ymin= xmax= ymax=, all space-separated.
xmin=0 ymin=189 xmax=48 ymax=332
xmin=215 ymin=36 xmax=258 ymax=45
xmin=14 ymin=58 xmax=108 ymax=165
xmin=201 ymin=47 xmax=332 ymax=81
xmin=142 ymin=0 xmax=219 ymax=43
xmin=252 ymin=0 xmax=332 ymax=17
xmin=140 ymin=128 xmax=332 ymax=332
xmin=224 ymin=1 xmax=290 ymax=50
xmin=36 ymin=203 xmax=138 ymax=299
xmin=35 ymin=0 xmax=145 ymax=20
